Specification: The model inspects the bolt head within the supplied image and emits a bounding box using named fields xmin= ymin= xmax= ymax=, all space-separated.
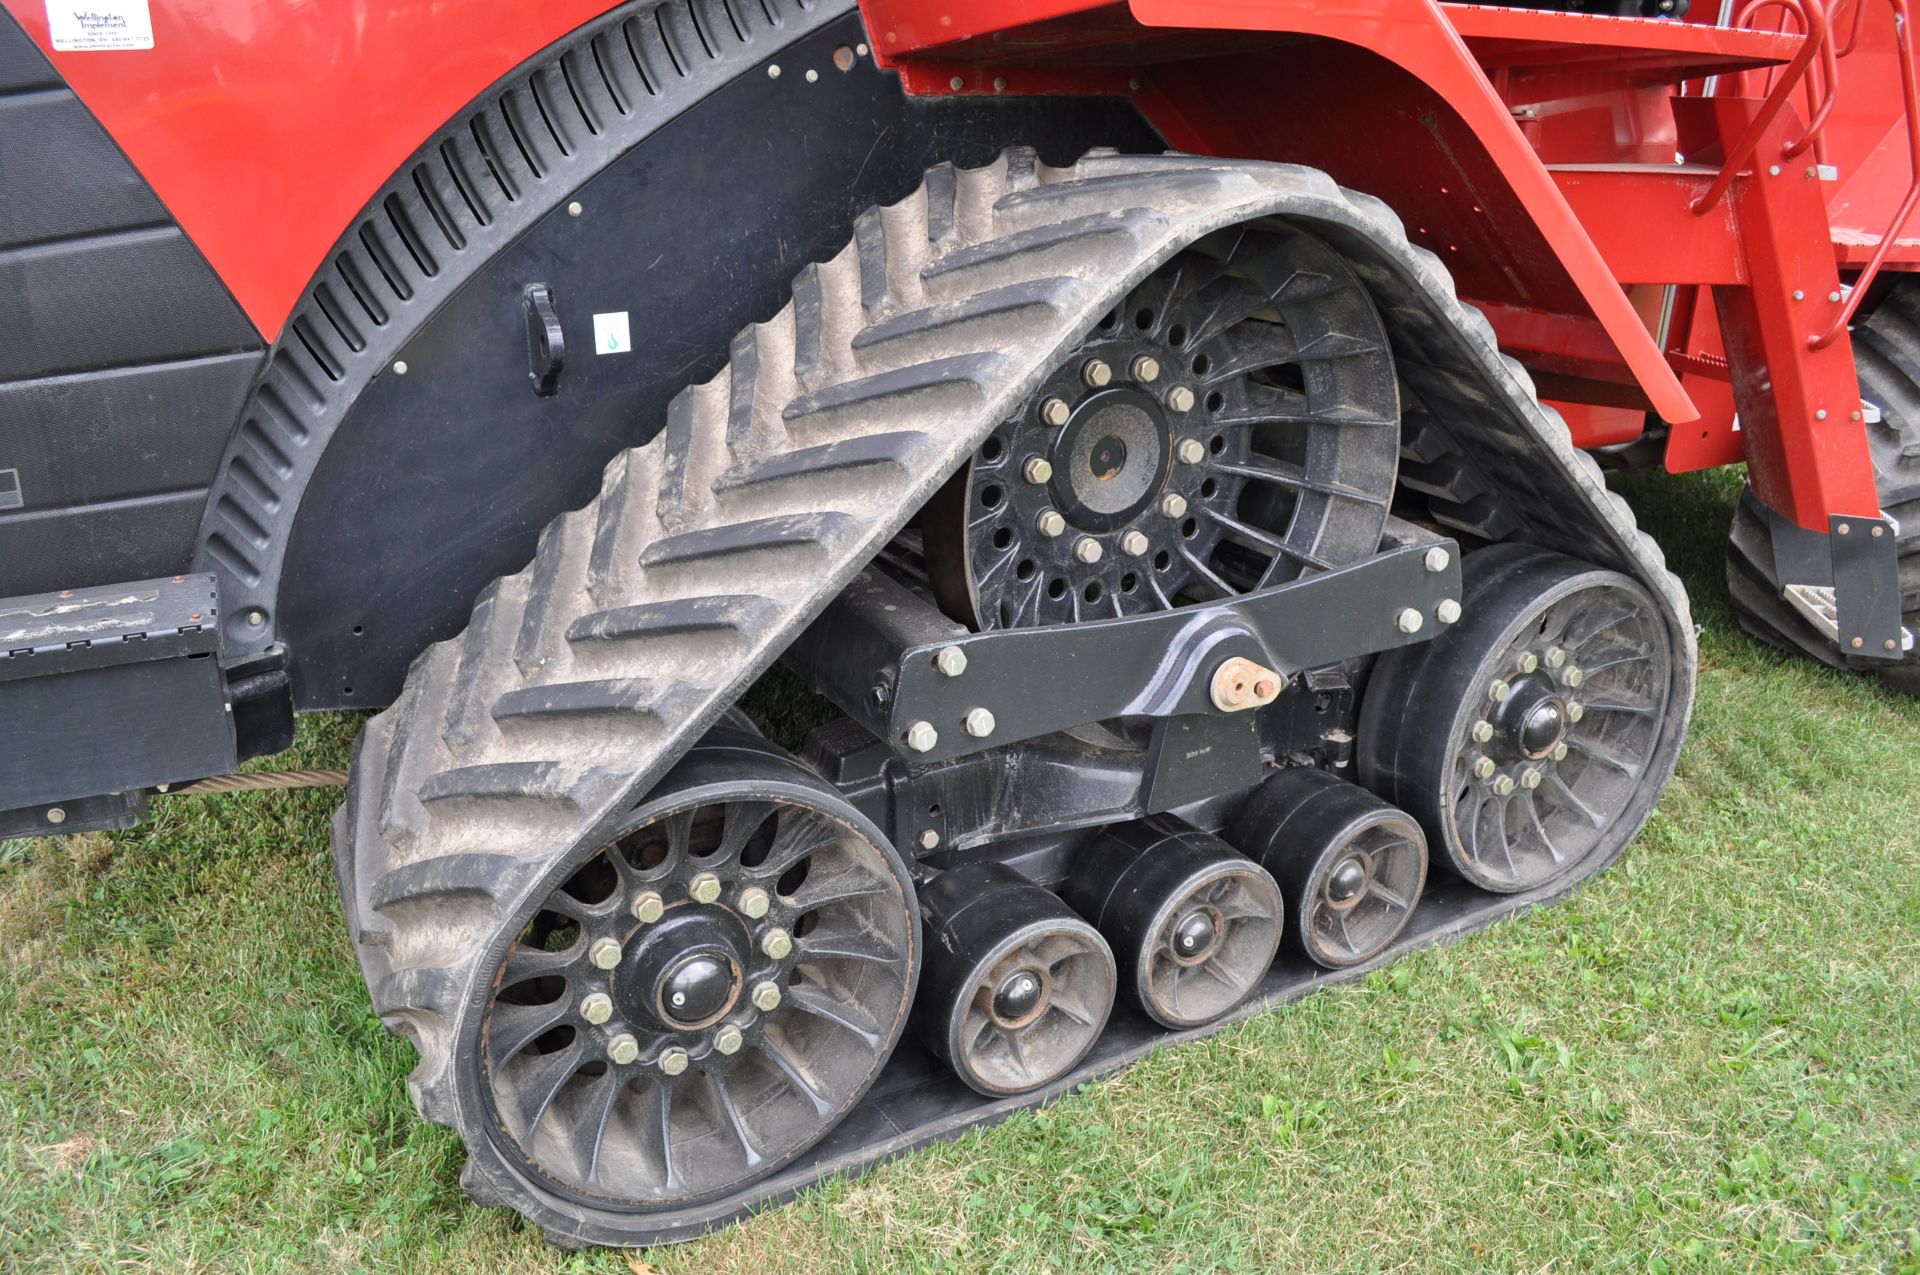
xmin=1160 ymin=492 xmax=1189 ymax=519
xmin=1082 ymin=358 xmax=1113 ymax=388
xmin=1492 ymin=774 xmax=1516 ymax=797
xmin=1471 ymin=720 xmax=1495 ymax=744
xmin=391 ymin=360 xmax=409 ymax=376
xmin=1023 ymin=456 xmax=1055 ymax=485
xmin=714 ymin=1025 xmax=745 ymax=1056
xmin=1175 ymin=437 xmax=1206 ymax=465
xmin=1167 ymin=385 xmax=1196 ymax=413
xmin=689 ymin=872 xmax=722 ymax=905
xmin=1120 ymin=530 xmax=1151 ymax=557
xmin=1552 ymin=740 xmax=1570 ymax=761
xmin=566 ymin=200 xmax=584 ymax=217
xmin=659 ymin=1047 xmax=689 ymax=1076
xmin=751 ymin=981 xmax=783 ymax=1012
xmin=46 ymin=807 xmax=66 ymax=825
xmin=1423 ymin=546 xmax=1451 ymax=573
xmin=918 ymin=828 xmax=941 ymax=850
xmin=1436 ymin=598 xmax=1462 ymax=625
xmin=581 ymin=992 xmax=614 ymax=1025
xmin=608 ymin=1033 xmax=640 ymax=1065
xmin=1544 ymin=647 xmax=1567 ymax=669
xmin=1829 ymin=291 xmax=1843 ymax=303
xmin=1488 ymin=679 xmax=1511 ymax=703
xmin=904 ymin=720 xmax=939 ymax=753
xmin=762 ymin=928 xmax=794 ymax=960
xmin=1473 ymin=755 xmax=1497 ymax=780
xmin=1040 ymin=397 xmax=1071 ymax=427
xmin=934 ymin=646 xmax=968 ymax=677
xmin=1561 ymin=666 xmax=1585 ymax=689
xmin=1792 ymin=288 xmax=1805 ymax=300
xmin=1131 ymin=355 xmax=1161 ymax=382
xmin=589 ymin=937 xmax=623 ymax=970
xmin=247 ymin=610 xmax=266 ymax=626
xmin=631 ymin=890 xmax=665 ymax=923
xmin=1512 ymin=651 xmax=1538 ymax=674
xmin=1521 ymin=768 xmax=1543 ymax=790
xmin=738 ymin=886 xmax=771 ymax=919
xmin=1395 ymin=607 xmax=1425 ymax=635
xmin=1073 ymin=536 xmax=1104 ymax=565
xmin=963 ymin=707 xmax=997 ymax=737
xmin=1036 ymin=509 xmax=1067 ymax=538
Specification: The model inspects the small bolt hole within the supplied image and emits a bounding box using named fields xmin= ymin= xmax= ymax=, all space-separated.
xmin=1133 ymin=307 xmax=1154 ymax=330
xmin=1154 ymin=550 xmax=1173 ymax=571
xmin=980 ymin=484 xmax=1003 ymax=509
xmin=1083 ymin=581 xmax=1103 ymax=603
xmin=980 ymin=436 xmax=1005 ymax=463
xmin=1120 ymin=572 xmax=1138 ymax=594
xmin=1206 ymin=390 xmax=1224 ymax=412
xmin=1046 ymin=577 xmax=1067 ymax=600
xmin=351 ymin=625 xmax=364 ymax=636
xmin=1167 ymin=323 xmax=1188 ymax=346
xmin=1209 ymin=434 xmax=1225 ymax=455
xmin=992 ymin=526 xmax=1014 ymax=550
xmin=1191 ymin=353 xmax=1211 ymax=376
xmin=1200 ymin=477 xmax=1218 ymax=498
xmin=1016 ymin=558 xmax=1037 ymax=581
xmin=1181 ymin=518 xmax=1198 ymax=539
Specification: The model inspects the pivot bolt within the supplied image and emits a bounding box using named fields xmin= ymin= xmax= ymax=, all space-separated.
xmin=580 ymin=992 xmax=614 ymax=1025
xmin=1040 ymin=397 xmax=1071 ymax=427
xmin=1211 ymin=656 xmax=1283 ymax=712
xmin=1521 ymin=768 xmax=1543 ymax=790
xmin=1423 ymin=546 xmax=1451 ymax=573
xmin=1515 ymin=651 xmax=1539 ymax=674
xmin=1176 ymin=437 xmax=1206 ymax=465
xmin=1082 ymin=358 xmax=1113 ymax=388
xmin=689 ymin=872 xmax=723 ymax=905
xmin=1436 ymin=598 xmax=1462 ymax=624
xmin=1131 ymin=355 xmax=1161 ymax=382
xmin=1023 ymin=457 xmax=1054 ymax=484
xmin=1566 ymin=702 xmax=1585 ymax=724
xmin=714 ymin=1025 xmax=745 ymax=1056
xmin=904 ymin=721 xmax=939 ymax=753
xmin=737 ymin=886 xmax=771 ymax=919
xmin=1492 ymin=774 xmax=1517 ymax=797
xmin=608 ymin=1033 xmax=641 ymax=1065
xmin=589 ymin=937 xmax=623 ymax=970
xmin=1121 ymin=530 xmax=1151 ymax=556
xmin=1544 ymin=647 xmax=1567 ymax=669
xmin=1561 ymin=666 xmax=1585 ymax=688
xmin=752 ymin=981 xmax=783 ymax=1012
xmin=1073 ymin=536 xmax=1104 ymax=565
xmin=964 ymin=707 xmax=997 ymax=738
xmin=762 ymin=928 xmax=794 ymax=960
xmin=631 ymin=890 xmax=665 ymax=923
xmin=1167 ymin=385 xmax=1196 ymax=413
xmin=1472 ymin=755 xmax=1497 ymax=781
xmin=1036 ymin=509 xmax=1067 ymax=538
xmin=1160 ymin=492 xmax=1189 ymax=519
xmin=1471 ymin=720 xmax=1495 ymax=744
xmin=934 ymin=646 xmax=968 ymax=677
xmin=659 ymin=1047 xmax=689 ymax=1076
xmin=1395 ymin=607 xmax=1425 ymax=634
xmin=1488 ymin=679 xmax=1512 ymax=703
xmin=1552 ymin=740 xmax=1570 ymax=762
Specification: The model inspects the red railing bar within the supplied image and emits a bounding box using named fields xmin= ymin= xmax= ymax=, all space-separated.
xmin=1836 ymin=0 xmax=1872 ymax=56
xmin=1735 ymin=0 xmax=1839 ymax=159
xmin=1694 ymin=0 xmax=1832 ymax=212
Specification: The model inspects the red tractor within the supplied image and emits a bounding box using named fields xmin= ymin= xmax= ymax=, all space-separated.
xmin=0 ymin=0 xmax=1911 ymax=1246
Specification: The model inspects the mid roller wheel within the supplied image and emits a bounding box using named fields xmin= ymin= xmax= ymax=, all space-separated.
xmin=1358 ymin=547 xmax=1680 ymax=894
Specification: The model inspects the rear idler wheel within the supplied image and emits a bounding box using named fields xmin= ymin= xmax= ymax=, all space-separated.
xmin=1358 ymin=546 xmax=1678 ymax=894
xmin=913 ymin=862 xmax=1116 ymax=1096
xmin=1227 ymin=767 xmax=1426 ymax=969
xmin=1063 ymin=818 xmax=1283 ymax=1029
xmin=466 ymin=728 xmax=918 ymax=1216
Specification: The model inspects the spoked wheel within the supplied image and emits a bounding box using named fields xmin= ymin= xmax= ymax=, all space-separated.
xmin=466 ymin=731 xmax=917 ymax=1214
xmin=1358 ymin=547 xmax=1680 ymax=894
xmin=922 ymin=222 xmax=1400 ymax=631
xmin=914 ymin=862 xmax=1117 ymax=1096
xmin=1228 ymin=767 xmax=1427 ymax=969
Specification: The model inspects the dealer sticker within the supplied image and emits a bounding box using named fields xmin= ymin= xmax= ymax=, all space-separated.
xmin=593 ymin=312 xmax=632 ymax=355
xmin=46 ymin=0 xmax=154 ymax=50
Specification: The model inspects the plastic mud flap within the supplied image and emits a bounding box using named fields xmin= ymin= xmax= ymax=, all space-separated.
xmin=334 ymin=149 xmax=1695 ymax=1245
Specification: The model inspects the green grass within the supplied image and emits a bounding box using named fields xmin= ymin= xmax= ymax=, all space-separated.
xmin=3 ymin=468 xmax=1917 ymax=1273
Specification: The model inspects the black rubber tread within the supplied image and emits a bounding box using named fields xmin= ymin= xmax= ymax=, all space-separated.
xmin=1725 ymin=277 xmax=1920 ymax=695
xmin=335 ymin=149 xmax=1697 ymax=1246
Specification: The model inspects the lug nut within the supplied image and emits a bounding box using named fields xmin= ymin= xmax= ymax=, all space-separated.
xmin=1561 ymin=665 xmax=1585 ymax=688
xmin=1176 ymin=437 xmax=1206 ymax=465
xmin=963 ymin=707 xmax=997 ymax=738
xmin=1395 ymin=607 xmax=1425 ymax=634
xmin=1488 ymin=679 xmax=1512 ymax=703
xmin=1552 ymin=740 xmax=1571 ymax=761
xmin=1131 ymin=354 xmax=1161 ymax=382
xmin=1160 ymin=493 xmax=1189 ymax=519
xmin=1544 ymin=647 xmax=1567 ymax=669
xmin=1036 ymin=509 xmax=1067 ymax=538
xmin=1082 ymin=358 xmax=1113 ymax=387
xmin=762 ymin=928 xmax=794 ymax=960
xmin=714 ymin=1025 xmax=745 ymax=1056
xmin=1566 ymin=702 xmax=1585 ymax=724
xmin=1167 ymin=385 xmax=1196 ymax=413
xmin=1436 ymin=598 xmax=1462 ymax=624
xmin=631 ymin=890 xmax=665 ymax=923
xmin=1121 ymin=530 xmax=1151 ymax=556
xmin=1040 ymin=397 xmax=1071 ymax=427
xmin=934 ymin=646 xmax=968 ymax=677
xmin=580 ymin=992 xmax=614 ymax=1025
xmin=751 ymin=981 xmax=783 ymax=1012
xmin=904 ymin=720 xmax=939 ymax=753
xmin=1515 ymin=651 xmax=1539 ymax=674
xmin=1471 ymin=719 xmax=1495 ymax=744
xmin=1423 ymin=546 xmax=1451 ymax=573
xmin=608 ymin=1033 xmax=641 ymax=1065
xmin=1521 ymin=768 xmax=1543 ymax=790
xmin=738 ymin=886 xmax=770 ymax=919
xmin=1023 ymin=457 xmax=1054 ymax=484
xmin=1492 ymin=774 xmax=1517 ymax=797
xmin=659 ymin=1047 xmax=689 ymax=1076
xmin=689 ymin=872 xmax=722 ymax=905
xmin=1473 ymin=755 xmax=1497 ymax=781
xmin=589 ymin=937 xmax=623 ymax=970
xmin=1073 ymin=536 xmax=1104 ymax=565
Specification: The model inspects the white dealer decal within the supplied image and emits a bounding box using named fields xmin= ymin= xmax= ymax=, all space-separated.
xmin=593 ymin=312 xmax=632 ymax=355
xmin=46 ymin=0 xmax=153 ymax=50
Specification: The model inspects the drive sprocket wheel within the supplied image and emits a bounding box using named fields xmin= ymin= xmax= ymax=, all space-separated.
xmin=923 ymin=223 xmax=1400 ymax=630
xmin=1358 ymin=547 xmax=1679 ymax=894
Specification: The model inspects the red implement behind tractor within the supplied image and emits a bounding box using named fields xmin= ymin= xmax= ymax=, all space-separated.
xmin=0 ymin=0 xmax=1911 ymax=1245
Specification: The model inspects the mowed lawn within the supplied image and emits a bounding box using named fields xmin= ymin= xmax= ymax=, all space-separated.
xmin=2 ymin=468 xmax=1916 ymax=1274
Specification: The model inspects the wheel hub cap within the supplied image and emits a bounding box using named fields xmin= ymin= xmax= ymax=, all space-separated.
xmin=1500 ymin=675 xmax=1569 ymax=759
xmin=1054 ymin=387 xmax=1169 ymax=530
xmin=620 ymin=911 xmax=748 ymax=1031
xmin=1325 ymin=854 xmax=1369 ymax=908
xmin=659 ymin=951 xmax=738 ymax=1027
xmin=1170 ymin=907 xmax=1221 ymax=964
xmin=990 ymin=968 xmax=1049 ymax=1027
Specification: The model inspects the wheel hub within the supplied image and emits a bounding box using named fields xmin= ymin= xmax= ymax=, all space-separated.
xmin=1169 ymin=906 xmax=1222 ymax=965
xmin=619 ymin=909 xmax=749 ymax=1031
xmin=989 ymin=967 xmax=1050 ymax=1028
xmin=1051 ymin=387 xmax=1171 ymax=531
xmin=1324 ymin=854 xmax=1369 ymax=909
xmin=1498 ymin=675 xmax=1569 ymax=759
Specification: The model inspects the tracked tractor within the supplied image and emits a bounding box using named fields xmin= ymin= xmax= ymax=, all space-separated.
xmin=0 ymin=0 xmax=1912 ymax=1246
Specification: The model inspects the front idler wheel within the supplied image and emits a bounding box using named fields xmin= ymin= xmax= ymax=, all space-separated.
xmin=913 ymin=862 xmax=1116 ymax=1096
xmin=1064 ymin=818 xmax=1284 ymax=1029
xmin=1227 ymin=767 xmax=1427 ymax=969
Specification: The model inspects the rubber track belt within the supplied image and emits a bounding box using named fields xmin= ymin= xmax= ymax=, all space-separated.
xmin=333 ymin=149 xmax=1697 ymax=1244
